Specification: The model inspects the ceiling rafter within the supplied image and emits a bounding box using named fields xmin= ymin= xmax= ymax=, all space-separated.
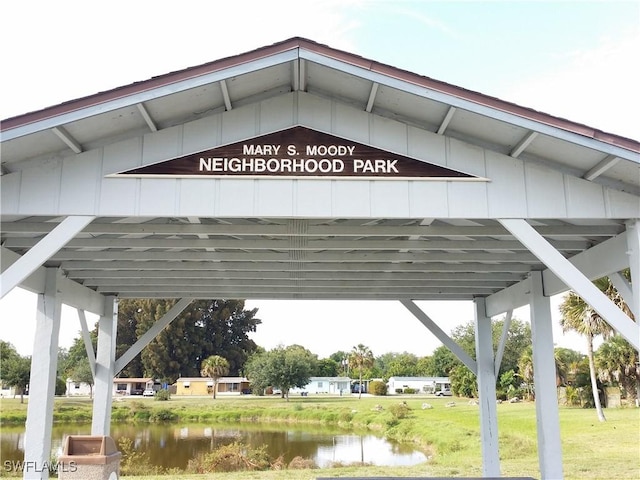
xmin=220 ymin=79 xmax=232 ymax=111
xmin=51 ymin=126 xmax=82 ymax=154
xmin=365 ymin=82 xmax=379 ymax=113
xmin=583 ymin=155 xmax=620 ymax=181
xmin=510 ymin=131 xmax=538 ymax=158
xmin=437 ymin=106 xmax=456 ymax=135
xmin=136 ymin=103 xmax=158 ymax=132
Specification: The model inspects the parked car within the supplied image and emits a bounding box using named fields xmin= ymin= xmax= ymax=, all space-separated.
xmin=435 ymin=390 xmax=452 ymax=396
xmin=143 ymin=389 xmax=156 ymax=397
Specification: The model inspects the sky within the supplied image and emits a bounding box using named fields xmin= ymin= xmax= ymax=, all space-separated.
xmin=1 ymin=1 xmax=638 ymax=358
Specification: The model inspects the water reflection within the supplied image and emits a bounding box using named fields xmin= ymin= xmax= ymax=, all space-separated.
xmin=1 ymin=423 xmax=427 ymax=470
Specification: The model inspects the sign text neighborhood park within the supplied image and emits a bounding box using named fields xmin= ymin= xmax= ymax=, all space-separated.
xmin=115 ymin=126 xmax=477 ymax=180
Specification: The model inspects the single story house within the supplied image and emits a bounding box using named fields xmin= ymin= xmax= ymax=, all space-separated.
xmin=65 ymin=378 xmax=93 ymax=396
xmin=387 ymin=376 xmax=451 ymax=395
xmin=175 ymin=377 xmax=250 ymax=396
xmin=113 ymin=377 xmax=156 ymax=395
xmin=290 ymin=377 xmax=352 ymax=395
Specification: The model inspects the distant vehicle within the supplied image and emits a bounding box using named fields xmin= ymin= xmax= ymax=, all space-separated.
xmin=143 ymin=389 xmax=156 ymax=397
xmin=435 ymin=390 xmax=452 ymax=396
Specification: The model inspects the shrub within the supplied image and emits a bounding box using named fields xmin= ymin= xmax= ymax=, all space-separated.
xmin=187 ymin=442 xmax=271 ymax=473
xmin=369 ymin=380 xmax=387 ymax=396
xmin=155 ymin=389 xmax=171 ymax=401
xmin=150 ymin=408 xmax=178 ymax=422
xmin=388 ymin=402 xmax=411 ymax=421
xmin=289 ymin=456 xmax=317 ymax=469
xmin=395 ymin=388 xmax=403 ymax=394
xmin=403 ymin=387 xmax=416 ymax=394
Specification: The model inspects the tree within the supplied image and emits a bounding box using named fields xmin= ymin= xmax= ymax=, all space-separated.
xmin=119 ymin=298 xmax=260 ymax=383
xmin=349 ymin=344 xmax=374 ymax=399
xmin=3 ymin=354 xmax=31 ymax=403
xmin=200 ymin=355 xmax=230 ymax=399
xmin=559 ymin=276 xmax=626 ymax=422
xmin=315 ymin=358 xmax=339 ymax=377
xmin=426 ymin=346 xmax=460 ymax=377
xmin=596 ymin=335 xmax=639 ymax=402
xmin=244 ymin=345 xmax=316 ymax=401
xmin=385 ymin=352 xmax=419 ymax=377
xmin=70 ymin=360 xmax=95 ymax=399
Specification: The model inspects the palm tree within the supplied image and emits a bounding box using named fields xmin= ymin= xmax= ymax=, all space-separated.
xmin=200 ymin=355 xmax=230 ymax=399
xmin=349 ymin=344 xmax=374 ymax=399
xmin=559 ymin=277 xmax=624 ymax=422
xmin=596 ymin=335 xmax=640 ymax=403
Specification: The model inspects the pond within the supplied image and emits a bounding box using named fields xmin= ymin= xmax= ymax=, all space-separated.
xmin=1 ymin=423 xmax=428 ymax=470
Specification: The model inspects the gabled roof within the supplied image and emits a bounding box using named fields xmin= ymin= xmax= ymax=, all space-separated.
xmin=2 ymin=37 xmax=638 ymax=193
xmin=0 ymin=37 xmax=637 ymax=307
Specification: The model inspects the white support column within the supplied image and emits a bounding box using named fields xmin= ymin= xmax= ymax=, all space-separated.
xmin=529 ymin=271 xmax=564 ymax=479
xmin=23 ymin=269 xmax=62 ymax=480
xmin=114 ymin=298 xmax=192 ymax=375
xmin=474 ymin=297 xmax=500 ymax=477
xmin=625 ymin=220 xmax=640 ymax=324
xmin=400 ymin=300 xmax=477 ymax=374
xmin=0 ymin=216 xmax=94 ymax=299
xmin=499 ymin=218 xmax=639 ymax=350
xmin=91 ymin=296 xmax=118 ymax=436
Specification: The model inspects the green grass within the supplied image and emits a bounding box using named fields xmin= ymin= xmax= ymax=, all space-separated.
xmin=1 ymin=395 xmax=639 ymax=479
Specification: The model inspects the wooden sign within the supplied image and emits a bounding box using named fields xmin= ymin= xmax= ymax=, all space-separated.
xmin=113 ymin=126 xmax=482 ymax=180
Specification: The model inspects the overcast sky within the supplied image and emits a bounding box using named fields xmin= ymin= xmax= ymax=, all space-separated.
xmin=1 ymin=1 xmax=637 ymax=357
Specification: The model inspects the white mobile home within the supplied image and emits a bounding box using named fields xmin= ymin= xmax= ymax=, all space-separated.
xmin=387 ymin=376 xmax=450 ymax=395
xmin=290 ymin=377 xmax=351 ymax=395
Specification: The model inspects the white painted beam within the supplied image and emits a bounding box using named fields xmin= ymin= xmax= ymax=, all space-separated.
xmin=499 ymin=219 xmax=639 ymax=350
xmin=486 ymin=233 xmax=629 ymax=316
xmin=494 ymin=309 xmax=513 ymax=377
xmin=400 ymin=300 xmax=477 ymax=374
xmin=0 ymin=216 xmax=94 ymax=299
xmin=365 ymin=82 xmax=379 ymax=113
xmin=92 ymin=296 xmax=117 ymax=436
xmin=23 ymin=269 xmax=62 ymax=480
xmin=625 ymin=220 xmax=640 ymax=322
xmin=220 ymin=79 xmax=232 ymax=111
xmin=136 ymin=102 xmax=158 ymax=132
xmin=610 ymin=272 xmax=634 ymax=317
xmin=1 ymin=246 xmax=104 ymax=315
xmin=51 ymin=126 xmax=82 ymax=154
xmin=583 ymin=155 xmax=620 ymax=181
xmin=292 ymin=59 xmax=300 ymax=91
xmin=474 ymin=297 xmax=501 ymax=477
xmin=299 ymin=58 xmax=307 ymax=92
xmin=77 ymin=309 xmax=96 ymax=378
xmin=529 ymin=271 xmax=564 ymax=479
xmin=114 ymin=298 xmax=193 ymax=374
xmin=510 ymin=131 xmax=538 ymax=158
xmin=437 ymin=106 xmax=456 ymax=135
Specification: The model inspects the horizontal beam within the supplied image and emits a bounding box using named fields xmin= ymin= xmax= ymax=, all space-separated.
xmin=114 ymin=291 xmax=477 ymax=300
xmin=75 ymin=270 xmax=523 ymax=282
xmin=61 ymin=260 xmax=533 ymax=273
xmin=52 ymin=251 xmax=542 ymax=263
xmin=1 ymin=222 xmax=623 ymax=238
xmin=6 ymin=237 xmax=589 ymax=251
xmin=86 ymin=278 xmax=510 ymax=289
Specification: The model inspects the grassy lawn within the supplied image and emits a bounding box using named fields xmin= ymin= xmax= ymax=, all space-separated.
xmin=1 ymin=394 xmax=638 ymax=479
